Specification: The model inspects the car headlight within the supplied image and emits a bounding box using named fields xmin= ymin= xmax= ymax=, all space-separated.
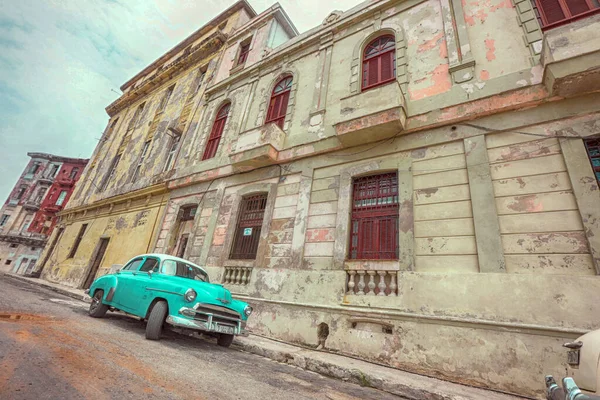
xmin=244 ymin=305 xmax=253 ymax=317
xmin=184 ymin=288 xmax=197 ymax=303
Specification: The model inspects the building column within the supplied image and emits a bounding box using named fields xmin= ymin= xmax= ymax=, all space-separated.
xmin=398 ymin=168 xmax=414 ymax=271
xmin=464 ymin=135 xmax=506 ymax=273
xmin=560 ymin=138 xmax=600 ymax=274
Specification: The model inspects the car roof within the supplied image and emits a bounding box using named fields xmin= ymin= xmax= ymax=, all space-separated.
xmin=132 ymin=253 xmax=209 ymax=275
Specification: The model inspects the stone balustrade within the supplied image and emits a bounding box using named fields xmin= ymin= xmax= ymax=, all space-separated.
xmin=222 ymin=266 xmax=252 ymax=285
xmin=346 ymin=269 xmax=398 ymax=296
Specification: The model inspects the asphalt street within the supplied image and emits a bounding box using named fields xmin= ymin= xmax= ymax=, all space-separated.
xmin=0 ymin=275 xmax=400 ymax=400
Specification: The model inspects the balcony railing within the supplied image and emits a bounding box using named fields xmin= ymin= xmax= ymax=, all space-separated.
xmin=222 ymin=266 xmax=252 ymax=286
xmin=229 ymin=124 xmax=285 ymax=172
xmin=43 ymin=205 xmax=61 ymax=213
xmin=346 ymin=269 xmax=398 ymax=296
xmin=56 ymin=177 xmax=75 ymax=186
xmin=23 ymin=200 xmax=40 ymax=211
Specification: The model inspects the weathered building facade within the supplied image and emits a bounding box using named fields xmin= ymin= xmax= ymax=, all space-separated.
xmin=156 ymin=1 xmax=600 ymax=397
xmin=0 ymin=153 xmax=87 ymax=274
xmin=35 ymin=1 xmax=264 ymax=288
xmin=39 ymin=0 xmax=600 ymax=397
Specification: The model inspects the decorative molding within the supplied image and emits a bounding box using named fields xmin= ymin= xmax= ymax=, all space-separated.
xmin=511 ymin=0 xmax=543 ymax=65
xmin=440 ymin=0 xmax=476 ymax=84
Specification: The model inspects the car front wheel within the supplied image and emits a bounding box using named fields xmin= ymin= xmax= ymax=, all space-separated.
xmin=146 ymin=301 xmax=168 ymax=340
xmin=89 ymin=290 xmax=109 ymax=318
xmin=217 ymin=333 xmax=234 ymax=348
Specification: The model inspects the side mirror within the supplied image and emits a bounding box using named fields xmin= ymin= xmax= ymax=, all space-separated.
xmin=147 ymin=270 xmax=153 ymax=277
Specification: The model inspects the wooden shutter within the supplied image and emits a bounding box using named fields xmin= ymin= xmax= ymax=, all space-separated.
xmin=265 ymin=76 xmax=292 ymax=130
xmin=202 ymin=104 xmax=229 ymax=160
xmin=361 ymin=35 xmax=396 ymax=91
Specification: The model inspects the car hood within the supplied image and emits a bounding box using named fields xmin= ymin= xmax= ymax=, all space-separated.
xmin=161 ymin=276 xmax=247 ymax=316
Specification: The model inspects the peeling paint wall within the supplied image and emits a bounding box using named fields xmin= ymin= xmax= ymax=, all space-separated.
xmin=42 ymin=194 xmax=168 ymax=288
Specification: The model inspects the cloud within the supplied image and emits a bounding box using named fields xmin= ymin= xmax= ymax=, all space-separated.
xmin=0 ymin=0 xmax=361 ymax=201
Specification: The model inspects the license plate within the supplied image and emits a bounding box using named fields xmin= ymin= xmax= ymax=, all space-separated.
xmin=567 ymin=350 xmax=580 ymax=366
xmin=216 ymin=325 xmax=234 ymax=334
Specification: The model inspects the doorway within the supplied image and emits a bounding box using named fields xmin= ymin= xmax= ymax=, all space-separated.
xmin=176 ymin=234 xmax=189 ymax=258
xmin=82 ymin=238 xmax=110 ymax=289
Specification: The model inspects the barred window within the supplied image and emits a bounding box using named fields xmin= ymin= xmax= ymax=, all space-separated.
xmin=230 ymin=194 xmax=268 ymax=260
xmin=349 ymin=173 xmax=399 ymax=260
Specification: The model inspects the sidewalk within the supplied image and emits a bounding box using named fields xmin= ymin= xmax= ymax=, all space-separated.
xmin=2 ymin=272 xmax=527 ymax=400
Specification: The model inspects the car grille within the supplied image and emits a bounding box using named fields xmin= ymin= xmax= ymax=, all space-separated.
xmin=193 ymin=303 xmax=241 ymax=327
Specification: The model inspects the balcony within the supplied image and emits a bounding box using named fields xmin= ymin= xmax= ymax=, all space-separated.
xmin=334 ymin=81 xmax=407 ymax=147
xmin=56 ymin=176 xmax=75 ymax=186
xmin=38 ymin=176 xmax=53 ymax=184
xmin=23 ymin=200 xmax=40 ymax=211
xmin=541 ymin=13 xmax=600 ymax=97
xmin=229 ymin=124 xmax=285 ymax=172
xmin=43 ymin=205 xmax=61 ymax=213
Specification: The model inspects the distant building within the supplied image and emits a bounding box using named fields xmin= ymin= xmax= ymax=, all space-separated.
xmin=0 ymin=153 xmax=87 ymax=274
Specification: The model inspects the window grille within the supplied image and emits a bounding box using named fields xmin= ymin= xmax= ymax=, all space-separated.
xmin=202 ymin=103 xmax=230 ymax=160
xmin=230 ymin=194 xmax=268 ymax=260
xmin=265 ymin=76 xmax=293 ymax=130
xmin=533 ymin=0 xmax=599 ymax=29
xmin=362 ymin=35 xmax=396 ymax=91
xmin=584 ymin=137 xmax=600 ymax=186
xmin=349 ymin=173 xmax=399 ymax=260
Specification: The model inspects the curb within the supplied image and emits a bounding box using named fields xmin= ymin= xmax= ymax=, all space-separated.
xmin=1 ymin=273 xmax=90 ymax=303
xmin=233 ymin=336 xmax=525 ymax=400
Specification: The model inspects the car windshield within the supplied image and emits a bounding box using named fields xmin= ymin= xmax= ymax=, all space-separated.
xmin=161 ymin=259 xmax=209 ymax=283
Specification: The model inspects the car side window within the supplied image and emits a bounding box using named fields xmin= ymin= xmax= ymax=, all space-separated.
xmin=188 ymin=265 xmax=209 ymax=282
xmin=122 ymin=258 xmax=144 ymax=271
xmin=175 ymin=261 xmax=189 ymax=278
xmin=161 ymin=259 xmax=177 ymax=276
xmin=139 ymin=258 xmax=159 ymax=272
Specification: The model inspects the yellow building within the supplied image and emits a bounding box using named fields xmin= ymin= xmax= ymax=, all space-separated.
xmin=36 ymin=1 xmax=259 ymax=288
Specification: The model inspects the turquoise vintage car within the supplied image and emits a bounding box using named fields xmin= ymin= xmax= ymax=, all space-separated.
xmin=85 ymin=253 xmax=252 ymax=347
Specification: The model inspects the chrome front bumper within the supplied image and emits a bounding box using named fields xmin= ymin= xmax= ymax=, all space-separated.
xmin=166 ymin=307 xmax=247 ymax=336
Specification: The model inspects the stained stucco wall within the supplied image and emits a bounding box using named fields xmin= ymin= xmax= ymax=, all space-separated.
xmin=42 ymin=195 xmax=167 ymax=288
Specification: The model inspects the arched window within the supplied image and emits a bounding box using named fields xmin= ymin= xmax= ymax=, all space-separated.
xmin=202 ymin=103 xmax=230 ymax=160
xmin=265 ymin=76 xmax=293 ymax=130
xmin=362 ymin=35 xmax=396 ymax=91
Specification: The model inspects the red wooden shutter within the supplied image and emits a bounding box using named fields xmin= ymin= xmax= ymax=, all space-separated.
xmin=535 ymin=0 xmax=599 ymax=28
xmin=539 ymin=0 xmax=567 ymax=24
xmin=361 ymin=35 xmax=396 ymax=91
xmin=565 ymin=0 xmax=592 ymax=15
xmin=265 ymin=76 xmax=292 ymax=130
xmin=202 ymin=103 xmax=229 ymax=160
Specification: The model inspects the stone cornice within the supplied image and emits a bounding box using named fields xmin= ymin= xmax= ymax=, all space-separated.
xmin=59 ymin=184 xmax=168 ymax=216
xmin=106 ymin=31 xmax=227 ymax=117
xmin=119 ymin=0 xmax=256 ymax=92
xmin=205 ymin=0 xmax=408 ymax=97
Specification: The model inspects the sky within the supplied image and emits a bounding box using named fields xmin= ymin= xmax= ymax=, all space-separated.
xmin=0 ymin=0 xmax=360 ymax=202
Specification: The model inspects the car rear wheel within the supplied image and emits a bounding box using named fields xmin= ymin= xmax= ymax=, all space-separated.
xmin=146 ymin=301 xmax=168 ymax=340
xmin=217 ymin=333 xmax=234 ymax=348
xmin=89 ymin=290 xmax=109 ymax=318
